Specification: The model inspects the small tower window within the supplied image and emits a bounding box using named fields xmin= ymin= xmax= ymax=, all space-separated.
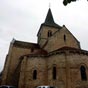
xmin=80 ymin=66 xmax=87 ymax=81
xmin=64 ymin=35 xmax=66 ymax=42
xmin=53 ymin=66 xmax=56 ymax=80
xmin=48 ymin=30 xmax=52 ymax=37
xmin=31 ymin=48 xmax=34 ymax=52
xmin=33 ymin=70 xmax=37 ymax=80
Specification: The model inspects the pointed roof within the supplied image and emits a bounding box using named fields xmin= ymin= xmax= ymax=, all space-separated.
xmin=42 ymin=8 xmax=62 ymax=28
xmin=45 ymin=8 xmax=54 ymax=24
xmin=37 ymin=8 xmax=62 ymax=36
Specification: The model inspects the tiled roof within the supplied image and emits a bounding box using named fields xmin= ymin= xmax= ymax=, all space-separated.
xmin=12 ymin=40 xmax=40 ymax=49
xmin=23 ymin=49 xmax=48 ymax=57
xmin=20 ymin=46 xmax=88 ymax=58
xmin=58 ymin=46 xmax=81 ymax=51
xmin=31 ymin=49 xmax=47 ymax=55
xmin=52 ymin=46 xmax=88 ymax=53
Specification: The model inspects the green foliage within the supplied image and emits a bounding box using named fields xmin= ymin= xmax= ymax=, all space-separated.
xmin=63 ymin=0 xmax=77 ymax=6
xmin=63 ymin=0 xmax=67 ymax=6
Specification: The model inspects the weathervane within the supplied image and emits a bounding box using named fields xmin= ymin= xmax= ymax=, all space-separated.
xmin=49 ymin=2 xmax=51 ymax=8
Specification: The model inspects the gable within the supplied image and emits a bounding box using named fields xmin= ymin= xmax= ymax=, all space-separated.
xmin=43 ymin=25 xmax=80 ymax=52
xmin=58 ymin=25 xmax=80 ymax=48
xmin=62 ymin=25 xmax=80 ymax=45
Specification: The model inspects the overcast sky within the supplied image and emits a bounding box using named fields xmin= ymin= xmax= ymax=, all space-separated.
xmin=0 ymin=0 xmax=88 ymax=71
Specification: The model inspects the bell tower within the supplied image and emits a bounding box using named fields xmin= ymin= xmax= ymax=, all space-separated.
xmin=37 ymin=8 xmax=62 ymax=48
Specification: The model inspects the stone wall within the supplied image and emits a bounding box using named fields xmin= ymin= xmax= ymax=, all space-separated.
xmin=18 ymin=51 xmax=88 ymax=88
xmin=38 ymin=26 xmax=58 ymax=48
xmin=19 ymin=56 xmax=47 ymax=88
xmin=1 ymin=43 xmax=13 ymax=85
xmin=47 ymin=53 xmax=66 ymax=88
xmin=67 ymin=52 xmax=88 ymax=88
xmin=1 ymin=43 xmax=32 ymax=85
xmin=44 ymin=26 xmax=80 ymax=52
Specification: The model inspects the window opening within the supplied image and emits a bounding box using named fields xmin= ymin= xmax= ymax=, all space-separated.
xmin=48 ymin=30 xmax=52 ymax=37
xmin=31 ymin=48 xmax=34 ymax=52
xmin=64 ymin=35 xmax=66 ymax=42
xmin=53 ymin=66 xmax=56 ymax=80
xmin=80 ymin=66 xmax=87 ymax=81
xmin=33 ymin=70 xmax=37 ymax=80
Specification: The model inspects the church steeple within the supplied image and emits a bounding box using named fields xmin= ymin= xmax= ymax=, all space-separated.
xmin=44 ymin=8 xmax=54 ymax=24
xmin=37 ymin=8 xmax=62 ymax=47
xmin=43 ymin=8 xmax=61 ymax=28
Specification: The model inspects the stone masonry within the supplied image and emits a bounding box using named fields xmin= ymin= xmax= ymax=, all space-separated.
xmin=1 ymin=8 xmax=88 ymax=88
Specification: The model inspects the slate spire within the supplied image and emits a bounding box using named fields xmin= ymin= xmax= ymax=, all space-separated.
xmin=45 ymin=8 xmax=54 ymax=24
xmin=43 ymin=8 xmax=61 ymax=28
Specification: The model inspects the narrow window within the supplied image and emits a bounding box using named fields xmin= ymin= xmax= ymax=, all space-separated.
xmin=64 ymin=35 xmax=66 ymax=42
xmin=31 ymin=48 xmax=34 ymax=52
xmin=33 ymin=70 xmax=37 ymax=80
xmin=80 ymin=66 xmax=87 ymax=81
xmin=53 ymin=66 xmax=56 ymax=80
xmin=48 ymin=30 xmax=52 ymax=37
xmin=50 ymin=31 xmax=52 ymax=36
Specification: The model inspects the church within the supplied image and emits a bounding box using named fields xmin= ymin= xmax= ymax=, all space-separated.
xmin=1 ymin=8 xmax=88 ymax=88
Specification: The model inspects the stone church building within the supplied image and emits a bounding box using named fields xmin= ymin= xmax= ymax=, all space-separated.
xmin=1 ymin=8 xmax=88 ymax=88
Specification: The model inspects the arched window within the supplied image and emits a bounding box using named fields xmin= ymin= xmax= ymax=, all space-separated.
xmin=33 ymin=70 xmax=37 ymax=80
xmin=80 ymin=66 xmax=87 ymax=81
xmin=53 ymin=66 xmax=56 ymax=80
xmin=64 ymin=35 xmax=66 ymax=42
xmin=48 ymin=30 xmax=52 ymax=37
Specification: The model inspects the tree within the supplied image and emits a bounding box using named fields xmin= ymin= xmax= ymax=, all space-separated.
xmin=63 ymin=0 xmax=88 ymax=6
xmin=63 ymin=0 xmax=76 ymax=6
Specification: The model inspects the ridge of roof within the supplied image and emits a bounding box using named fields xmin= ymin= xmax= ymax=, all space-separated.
xmin=24 ymin=49 xmax=48 ymax=56
xmin=12 ymin=40 xmax=40 ymax=49
xmin=50 ymin=46 xmax=87 ymax=53
xmin=20 ymin=46 xmax=88 ymax=58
